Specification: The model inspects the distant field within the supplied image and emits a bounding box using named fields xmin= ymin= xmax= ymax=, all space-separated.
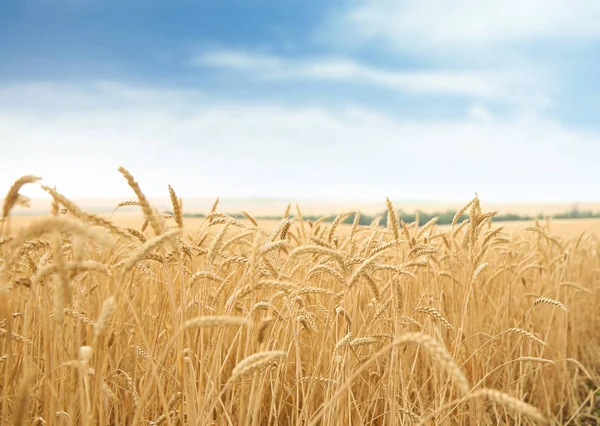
xmin=11 ymin=197 xmax=600 ymax=217
xmin=7 ymin=213 xmax=600 ymax=238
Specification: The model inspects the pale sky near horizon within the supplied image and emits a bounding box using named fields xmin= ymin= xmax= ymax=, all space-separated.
xmin=1 ymin=1 xmax=600 ymax=202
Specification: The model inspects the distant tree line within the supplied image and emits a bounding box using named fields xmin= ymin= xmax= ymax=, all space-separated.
xmin=552 ymin=210 xmax=600 ymax=219
xmin=170 ymin=208 xmax=600 ymax=225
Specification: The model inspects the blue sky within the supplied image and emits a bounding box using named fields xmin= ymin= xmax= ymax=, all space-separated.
xmin=1 ymin=0 xmax=600 ymax=201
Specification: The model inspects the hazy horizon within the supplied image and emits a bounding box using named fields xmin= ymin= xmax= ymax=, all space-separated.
xmin=7 ymin=194 xmax=599 ymax=218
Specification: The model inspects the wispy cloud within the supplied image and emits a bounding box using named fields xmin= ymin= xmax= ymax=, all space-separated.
xmin=197 ymin=51 xmax=284 ymax=70
xmin=334 ymin=0 xmax=600 ymax=51
xmin=196 ymin=50 xmax=551 ymax=104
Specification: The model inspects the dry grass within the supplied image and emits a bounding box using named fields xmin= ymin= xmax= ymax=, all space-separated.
xmin=0 ymin=170 xmax=599 ymax=425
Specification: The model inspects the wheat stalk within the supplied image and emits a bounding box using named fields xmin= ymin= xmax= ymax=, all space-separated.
xmin=227 ymin=351 xmax=286 ymax=384
xmin=414 ymin=307 xmax=453 ymax=331
xmin=94 ymin=296 xmax=116 ymax=345
xmin=533 ymin=297 xmax=569 ymax=312
xmin=506 ymin=328 xmax=548 ymax=347
xmin=350 ymin=337 xmax=378 ymax=347
xmin=118 ymin=166 xmax=164 ymax=236
xmin=1 ymin=175 xmax=41 ymax=221
xmin=468 ymin=388 xmax=545 ymax=423
xmin=120 ymin=229 xmax=180 ymax=274
xmin=167 ymin=184 xmax=183 ymax=229
xmin=183 ymin=316 xmax=249 ymax=329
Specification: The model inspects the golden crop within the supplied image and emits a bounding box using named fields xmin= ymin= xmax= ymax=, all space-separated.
xmin=0 ymin=169 xmax=598 ymax=425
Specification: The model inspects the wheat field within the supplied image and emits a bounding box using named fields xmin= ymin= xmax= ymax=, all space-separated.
xmin=0 ymin=169 xmax=599 ymax=425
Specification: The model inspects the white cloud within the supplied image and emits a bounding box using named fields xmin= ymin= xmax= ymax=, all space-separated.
xmin=467 ymin=105 xmax=493 ymax=123
xmin=1 ymin=82 xmax=598 ymax=202
xmin=0 ymin=81 xmax=203 ymax=111
xmin=335 ymin=0 xmax=600 ymax=51
xmin=195 ymin=50 xmax=551 ymax=105
xmin=198 ymin=50 xmax=284 ymax=70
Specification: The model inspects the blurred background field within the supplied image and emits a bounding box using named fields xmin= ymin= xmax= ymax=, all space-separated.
xmin=8 ymin=200 xmax=600 ymax=238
